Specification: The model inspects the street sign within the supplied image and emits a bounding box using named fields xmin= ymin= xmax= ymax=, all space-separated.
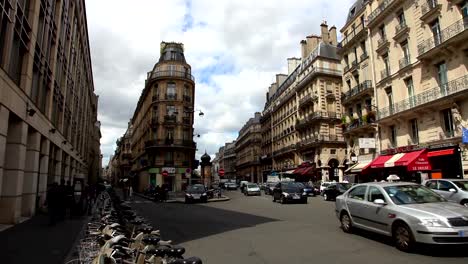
xmin=218 ymin=168 xmax=225 ymax=177
xmin=359 ymin=138 xmax=376 ymax=148
xmin=162 ymin=170 xmax=169 ymax=177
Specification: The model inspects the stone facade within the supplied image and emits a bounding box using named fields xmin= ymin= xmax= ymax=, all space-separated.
xmin=0 ymin=0 xmax=101 ymax=224
xmin=235 ymin=112 xmax=262 ymax=183
xmin=129 ymin=42 xmax=196 ymax=192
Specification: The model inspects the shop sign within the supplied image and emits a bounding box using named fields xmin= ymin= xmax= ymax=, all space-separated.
xmin=359 ymin=138 xmax=376 ymax=149
xmin=162 ymin=167 xmax=176 ymax=174
xmin=408 ymin=157 xmax=431 ymax=171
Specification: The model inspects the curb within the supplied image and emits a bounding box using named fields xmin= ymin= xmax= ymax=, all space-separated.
xmin=134 ymin=193 xmax=230 ymax=203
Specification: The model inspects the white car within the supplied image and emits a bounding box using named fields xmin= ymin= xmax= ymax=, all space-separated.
xmin=244 ymin=183 xmax=261 ymax=196
xmin=320 ymin=182 xmax=333 ymax=193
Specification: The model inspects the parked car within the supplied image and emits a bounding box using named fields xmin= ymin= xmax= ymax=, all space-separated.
xmin=240 ymin=181 xmax=249 ymax=193
xmin=335 ymin=182 xmax=468 ymax=252
xmin=245 ymin=183 xmax=261 ymax=196
xmin=185 ymin=184 xmax=208 ymax=203
xmin=272 ymin=182 xmax=307 ymax=204
xmin=323 ymin=182 xmax=353 ymax=201
xmin=264 ymin=182 xmax=277 ymax=195
xmin=225 ymin=182 xmax=238 ymax=190
xmin=423 ymin=179 xmax=468 ymax=207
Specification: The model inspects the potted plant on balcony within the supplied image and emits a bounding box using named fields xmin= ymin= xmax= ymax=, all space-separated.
xmin=367 ymin=111 xmax=376 ymax=123
xmin=361 ymin=114 xmax=368 ymax=125
xmin=341 ymin=115 xmax=349 ymax=130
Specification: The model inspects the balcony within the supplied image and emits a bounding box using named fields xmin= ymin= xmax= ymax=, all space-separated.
xmin=360 ymin=52 xmax=369 ymax=62
xmin=165 ymin=94 xmax=177 ymax=100
xmin=182 ymin=116 xmax=191 ymax=125
xmin=417 ymin=18 xmax=468 ymax=60
xmin=394 ymin=21 xmax=409 ymax=41
xmin=338 ymin=23 xmax=367 ymax=49
xmin=376 ymin=36 xmax=390 ymax=54
xmin=145 ymin=139 xmax=196 ymax=149
xmin=343 ymin=116 xmax=377 ymax=135
xmin=152 ymin=94 xmax=160 ymax=101
xmin=378 ymin=74 xmax=468 ymax=120
xmin=146 ymin=70 xmax=195 ymax=83
xmin=341 ymin=80 xmax=373 ymax=104
xmin=380 ymin=68 xmax=391 ymax=82
xmin=367 ymin=0 xmax=405 ymax=28
xmin=348 ymin=60 xmax=359 ymax=73
xmin=272 ymin=144 xmax=296 ymax=157
xmin=420 ymin=0 xmax=441 ymax=23
xmin=296 ymin=111 xmax=342 ymax=130
xmin=164 ymin=115 xmax=177 ymax=124
xmin=183 ymin=95 xmax=192 ymax=102
xmin=298 ymin=94 xmax=315 ymax=109
xmin=297 ymin=135 xmax=345 ymax=149
xmin=295 ymin=68 xmax=342 ymax=92
xmin=398 ymin=56 xmax=411 ymax=70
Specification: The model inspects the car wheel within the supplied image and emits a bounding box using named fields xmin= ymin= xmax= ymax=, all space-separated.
xmin=461 ymin=200 xmax=468 ymax=207
xmin=323 ymin=193 xmax=328 ymax=201
xmin=393 ymin=223 xmax=415 ymax=252
xmin=280 ymin=196 xmax=286 ymax=204
xmin=340 ymin=212 xmax=352 ymax=233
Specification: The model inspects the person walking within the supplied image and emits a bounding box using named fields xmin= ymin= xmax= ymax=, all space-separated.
xmin=129 ymin=186 xmax=133 ymax=201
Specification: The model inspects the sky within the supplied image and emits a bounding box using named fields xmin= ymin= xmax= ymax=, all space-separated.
xmin=85 ymin=0 xmax=355 ymax=166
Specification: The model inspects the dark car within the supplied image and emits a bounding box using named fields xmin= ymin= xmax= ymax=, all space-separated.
xmin=322 ymin=182 xmax=353 ymax=201
xmin=264 ymin=182 xmax=277 ymax=195
xmin=272 ymin=182 xmax=307 ymax=204
xmin=185 ymin=184 xmax=208 ymax=203
xmin=299 ymin=182 xmax=317 ymax=197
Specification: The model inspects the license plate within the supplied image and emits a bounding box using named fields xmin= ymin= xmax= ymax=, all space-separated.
xmin=293 ymin=196 xmax=300 ymax=199
xmin=458 ymin=230 xmax=468 ymax=237
xmin=192 ymin=195 xmax=200 ymax=199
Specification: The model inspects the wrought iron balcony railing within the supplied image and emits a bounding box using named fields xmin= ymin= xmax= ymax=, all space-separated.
xmin=341 ymin=80 xmax=373 ymax=102
xmin=147 ymin=70 xmax=195 ymax=82
xmin=395 ymin=21 xmax=408 ymax=35
xmin=165 ymin=94 xmax=177 ymax=100
xmin=377 ymin=36 xmax=389 ymax=48
xmin=338 ymin=23 xmax=365 ymax=48
xmin=360 ymin=52 xmax=368 ymax=62
xmin=164 ymin=115 xmax=177 ymax=123
xmin=421 ymin=0 xmax=439 ymax=17
xmin=380 ymin=68 xmax=391 ymax=81
xmin=417 ymin=18 xmax=468 ymax=57
xmin=367 ymin=0 xmax=396 ymax=25
xmin=378 ymin=74 xmax=468 ymax=119
xmin=145 ymin=139 xmax=196 ymax=148
xmin=298 ymin=135 xmax=345 ymax=146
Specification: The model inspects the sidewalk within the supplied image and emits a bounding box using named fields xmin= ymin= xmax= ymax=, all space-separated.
xmin=0 ymin=214 xmax=88 ymax=264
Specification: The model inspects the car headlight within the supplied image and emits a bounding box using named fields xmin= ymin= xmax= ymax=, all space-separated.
xmin=185 ymin=194 xmax=192 ymax=197
xmin=303 ymin=192 xmax=307 ymax=196
xmin=419 ymin=218 xmax=446 ymax=227
xmin=202 ymin=193 xmax=207 ymax=196
xmin=282 ymin=192 xmax=289 ymax=196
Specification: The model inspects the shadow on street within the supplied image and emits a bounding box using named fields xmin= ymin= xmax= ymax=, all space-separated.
xmin=131 ymin=201 xmax=278 ymax=244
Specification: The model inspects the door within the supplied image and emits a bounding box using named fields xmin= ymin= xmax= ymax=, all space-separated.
xmin=431 ymin=20 xmax=441 ymax=45
xmin=346 ymin=185 xmax=368 ymax=226
xmin=360 ymin=186 xmax=392 ymax=233
xmin=437 ymin=62 xmax=448 ymax=95
xmin=437 ymin=180 xmax=457 ymax=202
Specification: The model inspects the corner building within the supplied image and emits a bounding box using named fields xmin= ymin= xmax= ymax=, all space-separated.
xmin=130 ymin=42 xmax=196 ymax=192
xmin=0 ymin=0 xmax=101 ymax=224
xmin=365 ymin=0 xmax=468 ymax=180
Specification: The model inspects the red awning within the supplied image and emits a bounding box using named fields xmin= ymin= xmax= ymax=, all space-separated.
xmin=368 ymin=155 xmax=394 ymax=169
xmin=427 ymin=149 xmax=455 ymax=157
xmin=293 ymin=167 xmax=306 ymax=174
xmin=301 ymin=166 xmax=315 ymax=175
xmin=394 ymin=149 xmax=426 ymax=166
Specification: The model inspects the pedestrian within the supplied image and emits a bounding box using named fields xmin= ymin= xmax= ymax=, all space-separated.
xmin=129 ymin=186 xmax=133 ymax=201
xmin=65 ymin=180 xmax=74 ymax=218
xmin=155 ymin=185 xmax=161 ymax=202
xmin=58 ymin=179 xmax=67 ymax=221
xmin=46 ymin=182 xmax=59 ymax=225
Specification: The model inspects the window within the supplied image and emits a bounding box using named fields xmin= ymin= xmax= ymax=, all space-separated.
xmin=382 ymin=53 xmax=390 ymax=75
xmin=386 ymin=87 xmax=393 ymax=114
xmin=379 ymin=25 xmax=386 ymax=39
xmin=9 ymin=32 xmax=26 ymax=86
xmin=463 ymin=2 xmax=468 ymax=18
xmin=348 ymin=186 xmax=367 ymax=200
xmin=0 ymin=2 xmax=11 ymax=65
xmin=360 ymin=41 xmax=366 ymax=56
xmin=356 ymin=104 xmax=362 ymax=118
xmin=438 ymin=180 xmax=456 ymax=192
xmin=405 ymin=77 xmax=415 ymax=107
xmin=344 ymin=54 xmax=349 ymax=66
xmin=442 ymin=108 xmax=454 ymax=137
xmin=397 ymin=10 xmax=406 ymax=26
xmin=167 ymin=105 xmax=176 ymax=116
xmin=425 ymin=180 xmax=437 ymax=190
xmin=431 ymin=19 xmax=441 ymax=45
xmin=367 ymin=187 xmax=386 ymax=202
xmin=401 ymin=40 xmax=410 ymax=61
xmin=437 ymin=62 xmax=448 ymax=94
xmin=410 ymin=119 xmax=419 ymax=144
xmin=167 ymin=82 xmax=176 ymax=99
xmin=167 ymin=65 xmax=176 ymax=72
xmin=346 ymin=79 xmax=351 ymax=89
xmin=165 ymin=151 xmax=174 ymax=162
xmin=183 ymin=129 xmax=190 ymax=140
xmin=390 ymin=125 xmax=397 ymax=146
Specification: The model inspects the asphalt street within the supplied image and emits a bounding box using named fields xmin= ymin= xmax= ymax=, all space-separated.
xmin=129 ymin=191 xmax=468 ymax=264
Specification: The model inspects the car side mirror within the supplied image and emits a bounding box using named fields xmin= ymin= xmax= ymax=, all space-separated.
xmin=449 ymin=188 xmax=457 ymax=193
xmin=374 ymin=199 xmax=387 ymax=206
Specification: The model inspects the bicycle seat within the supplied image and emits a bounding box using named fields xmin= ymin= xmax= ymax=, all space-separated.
xmin=142 ymin=236 xmax=160 ymax=245
xmin=167 ymin=245 xmax=185 ymax=257
xmin=169 ymin=257 xmax=203 ymax=264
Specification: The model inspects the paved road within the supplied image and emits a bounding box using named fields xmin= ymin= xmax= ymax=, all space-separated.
xmin=130 ymin=191 xmax=468 ymax=264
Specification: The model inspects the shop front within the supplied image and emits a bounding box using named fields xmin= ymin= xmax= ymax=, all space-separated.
xmin=362 ymin=149 xmax=432 ymax=183
xmin=426 ymin=146 xmax=463 ymax=180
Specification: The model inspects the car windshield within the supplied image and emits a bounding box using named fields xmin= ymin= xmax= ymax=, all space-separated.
xmin=283 ymin=182 xmax=302 ymax=192
xmin=247 ymin=184 xmax=258 ymax=188
xmin=384 ymin=185 xmax=446 ymax=205
xmin=453 ymin=181 xmax=468 ymax=191
xmin=187 ymin=185 xmax=205 ymax=193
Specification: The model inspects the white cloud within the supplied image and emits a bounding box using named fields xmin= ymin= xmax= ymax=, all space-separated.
xmin=87 ymin=0 xmax=355 ymax=165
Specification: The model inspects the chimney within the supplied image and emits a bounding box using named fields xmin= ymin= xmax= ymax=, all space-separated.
xmin=306 ymin=35 xmax=320 ymax=55
xmin=329 ymin=25 xmax=337 ymax=46
xmin=300 ymin=40 xmax=308 ymax=59
xmin=320 ymin=21 xmax=329 ymax=44
xmin=287 ymin=58 xmax=301 ymax=74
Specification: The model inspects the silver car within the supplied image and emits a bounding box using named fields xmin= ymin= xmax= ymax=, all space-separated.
xmin=423 ymin=179 xmax=468 ymax=207
xmin=335 ymin=182 xmax=468 ymax=252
